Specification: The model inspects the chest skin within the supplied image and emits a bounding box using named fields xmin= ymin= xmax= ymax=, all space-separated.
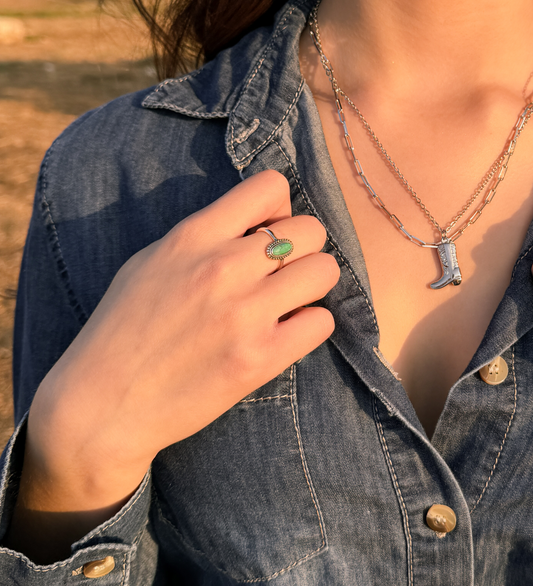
xmin=307 ymin=90 xmax=533 ymax=438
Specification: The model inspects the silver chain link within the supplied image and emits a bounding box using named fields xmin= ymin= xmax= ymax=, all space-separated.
xmin=308 ymin=3 xmax=533 ymax=247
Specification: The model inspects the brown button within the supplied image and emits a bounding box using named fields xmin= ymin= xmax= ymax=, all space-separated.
xmin=426 ymin=504 xmax=456 ymax=535
xmin=479 ymin=356 xmax=509 ymax=386
xmin=83 ymin=556 xmax=115 ymax=578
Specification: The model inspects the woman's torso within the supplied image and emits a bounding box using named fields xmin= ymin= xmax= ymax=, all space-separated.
xmin=11 ymin=1 xmax=533 ymax=583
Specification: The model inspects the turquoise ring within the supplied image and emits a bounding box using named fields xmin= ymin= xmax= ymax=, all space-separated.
xmin=256 ymin=227 xmax=294 ymax=270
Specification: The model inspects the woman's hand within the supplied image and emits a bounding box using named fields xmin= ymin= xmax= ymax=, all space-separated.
xmin=6 ymin=171 xmax=339 ymax=562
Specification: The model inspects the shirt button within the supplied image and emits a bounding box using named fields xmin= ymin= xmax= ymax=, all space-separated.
xmin=83 ymin=556 xmax=116 ymax=578
xmin=426 ymin=504 xmax=457 ymax=535
xmin=478 ymin=356 xmax=509 ymax=385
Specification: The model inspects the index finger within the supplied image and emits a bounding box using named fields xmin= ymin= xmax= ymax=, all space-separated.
xmin=183 ymin=170 xmax=292 ymax=240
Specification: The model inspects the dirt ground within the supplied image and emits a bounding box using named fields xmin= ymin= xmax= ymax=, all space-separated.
xmin=0 ymin=0 xmax=157 ymax=449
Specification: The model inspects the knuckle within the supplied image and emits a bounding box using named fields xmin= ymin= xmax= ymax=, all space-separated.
xmin=190 ymin=253 xmax=235 ymax=291
xmin=253 ymin=170 xmax=291 ymax=207
xmin=169 ymin=215 xmax=204 ymax=248
xmin=314 ymin=220 xmax=327 ymax=245
xmin=115 ymin=243 xmax=154 ymax=282
xmin=306 ymin=215 xmax=327 ymax=239
xmin=317 ymin=252 xmax=341 ymax=283
xmin=291 ymin=215 xmax=327 ymax=247
xmin=220 ymin=336 xmax=263 ymax=380
xmin=317 ymin=308 xmax=336 ymax=336
xmin=261 ymin=169 xmax=290 ymax=194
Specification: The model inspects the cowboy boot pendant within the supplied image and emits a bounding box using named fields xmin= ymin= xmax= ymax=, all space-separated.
xmin=430 ymin=237 xmax=462 ymax=289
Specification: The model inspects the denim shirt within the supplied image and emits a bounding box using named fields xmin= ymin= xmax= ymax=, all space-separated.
xmin=2 ymin=0 xmax=533 ymax=584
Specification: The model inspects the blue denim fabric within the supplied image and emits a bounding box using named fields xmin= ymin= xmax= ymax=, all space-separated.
xmin=1 ymin=0 xmax=533 ymax=583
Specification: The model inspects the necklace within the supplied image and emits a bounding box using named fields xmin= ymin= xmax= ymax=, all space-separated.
xmin=308 ymin=3 xmax=533 ymax=289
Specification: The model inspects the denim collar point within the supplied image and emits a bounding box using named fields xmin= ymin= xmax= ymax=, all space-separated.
xmin=141 ymin=75 xmax=232 ymax=119
xmin=142 ymin=0 xmax=314 ymax=171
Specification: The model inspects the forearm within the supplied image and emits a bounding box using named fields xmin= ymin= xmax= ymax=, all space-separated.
xmin=0 ymin=418 xmax=155 ymax=584
xmin=3 ymin=405 xmax=149 ymax=565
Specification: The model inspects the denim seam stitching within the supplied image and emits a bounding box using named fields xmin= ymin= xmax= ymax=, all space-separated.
xmin=144 ymin=2 xmax=305 ymax=119
xmin=121 ymin=529 xmax=143 ymax=586
xmin=373 ymin=347 xmax=401 ymax=380
xmin=89 ymin=470 xmax=152 ymax=539
xmin=239 ymin=394 xmax=290 ymax=403
xmin=288 ymin=364 xmax=327 ymax=555
xmin=234 ymin=118 xmax=261 ymax=144
xmin=235 ymin=5 xmax=297 ymax=103
xmin=142 ymin=103 xmax=230 ymax=118
xmin=228 ymin=5 xmax=303 ymax=166
xmin=121 ymin=555 xmax=127 ymax=586
xmin=273 ymin=139 xmax=378 ymax=332
xmin=39 ymin=146 xmax=89 ymax=326
xmin=120 ymin=550 xmax=129 ymax=586
xmin=0 ymin=414 xmax=27 ymax=520
xmin=152 ymin=366 xmax=325 ymax=582
xmin=153 ymin=502 xmax=217 ymax=569
xmin=243 ymin=365 xmax=327 ymax=582
xmin=153 ymin=69 xmax=204 ymax=88
xmin=0 ymin=549 xmax=70 ymax=572
xmin=69 ymin=514 xmax=142 ymax=581
xmin=236 ymin=0 xmax=311 ymax=98
xmin=73 ymin=551 xmax=129 ymax=583
xmin=373 ymin=396 xmax=414 ymax=586
xmin=155 ymin=497 xmax=323 ymax=582
xmin=0 ymin=545 xmax=128 ymax=573
xmin=245 ymin=366 xmax=328 ymax=582
xmin=469 ymin=347 xmax=517 ymax=515
xmin=154 ymin=484 xmax=324 ymax=582
xmin=327 ymin=241 xmax=378 ymax=331
xmin=510 ymin=244 xmax=533 ymax=281
xmin=230 ymin=77 xmax=304 ymax=166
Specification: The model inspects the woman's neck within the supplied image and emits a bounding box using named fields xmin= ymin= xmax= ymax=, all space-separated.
xmin=313 ymin=0 xmax=533 ymax=103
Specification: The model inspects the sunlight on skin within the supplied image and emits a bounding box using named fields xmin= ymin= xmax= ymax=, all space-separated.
xmin=301 ymin=0 xmax=533 ymax=436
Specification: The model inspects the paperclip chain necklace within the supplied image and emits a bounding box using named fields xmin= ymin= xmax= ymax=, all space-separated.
xmin=308 ymin=3 xmax=533 ymax=289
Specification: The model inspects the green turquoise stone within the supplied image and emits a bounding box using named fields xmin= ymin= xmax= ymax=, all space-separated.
xmin=271 ymin=241 xmax=293 ymax=257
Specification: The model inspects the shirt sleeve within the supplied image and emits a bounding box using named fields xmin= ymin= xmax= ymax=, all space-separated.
xmin=0 ymin=414 xmax=156 ymax=584
xmin=0 ymin=134 xmax=162 ymax=583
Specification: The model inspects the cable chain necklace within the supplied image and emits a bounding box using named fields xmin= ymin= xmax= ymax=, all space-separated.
xmin=308 ymin=2 xmax=533 ymax=289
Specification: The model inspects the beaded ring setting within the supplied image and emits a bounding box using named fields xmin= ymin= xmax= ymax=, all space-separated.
xmin=256 ymin=227 xmax=294 ymax=270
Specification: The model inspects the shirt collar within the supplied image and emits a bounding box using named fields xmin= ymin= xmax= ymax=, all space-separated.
xmin=141 ymin=0 xmax=316 ymax=170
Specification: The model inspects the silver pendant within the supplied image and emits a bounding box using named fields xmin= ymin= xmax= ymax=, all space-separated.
xmin=430 ymin=238 xmax=462 ymax=289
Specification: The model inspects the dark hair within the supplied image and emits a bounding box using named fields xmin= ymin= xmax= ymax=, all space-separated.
xmin=131 ymin=0 xmax=288 ymax=79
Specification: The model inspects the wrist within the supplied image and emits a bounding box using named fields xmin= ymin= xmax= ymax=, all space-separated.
xmin=25 ymin=393 xmax=150 ymax=514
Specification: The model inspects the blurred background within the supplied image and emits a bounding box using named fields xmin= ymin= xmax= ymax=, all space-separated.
xmin=0 ymin=0 xmax=157 ymax=449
